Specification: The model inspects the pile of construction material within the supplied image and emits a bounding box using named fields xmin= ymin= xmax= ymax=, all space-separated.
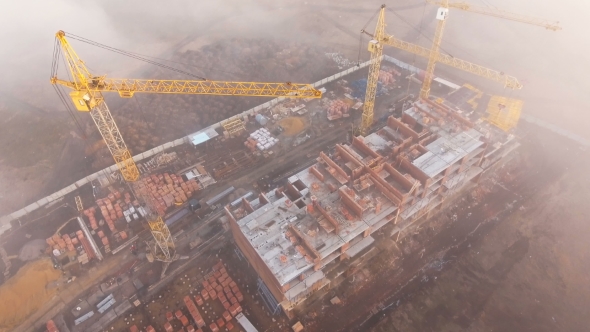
xmin=164 ymin=310 xmax=191 ymax=331
xmin=95 ymin=191 xmax=128 ymax=233
xmin=351 ymin=79 xmax=386 ymax=100
xmin=138 ymin=152 xmax=178 ymax=174
xmin=183 ymin=295 xmax=206 ymax=329
xmin=78 ymin=190 xmax=141 ymax=249
xmin=327 ymin=100 xmax=351 ymax=121
xmin=83 ymin=207 xmax=98 ymax=230
xmin=46 ymin=233 xmax=78 ymax=253
xmin=46 ymin=230 xmax=94 ymax=264
xmin=381 ymin=65 xmax=402 ymax=77
xmin=378 ymin=70 xmax=396 ymax=84
xmin=245 ymin=128 xmax=278 ymax=152
xmin=194 ymin=261 xmax=242 ymax=332
xmin=135 ymin=173 xmax=201 ymax=214
xmin=325 ymin=52 xmax=355 ymax=69
xmin=46 ymin=320 xmax=59 ymax=332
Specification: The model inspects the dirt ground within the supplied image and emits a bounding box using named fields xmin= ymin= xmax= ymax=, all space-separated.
xmin=278 ymin=117 xmax=308 ymax=136
xmin=0 ymin=258 xmax=62 ymax=331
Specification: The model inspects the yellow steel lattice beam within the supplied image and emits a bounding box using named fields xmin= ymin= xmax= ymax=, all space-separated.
xmin=147 ymin=215 xmax=175 ymax=262
xmin=133 ymin=184 xmax=175 ymax=262
xmin=89 ymin=98 xmax=140 ymax=181
xmin=52 ymin=78 xmax=321 ymax=99
xmin=221 ymin=117 xmax=246 ymax=136
xmin=359 ymin=5 xmax=387 ymax=136
xmin=381 ymin=36 xmax=523 ymax=90
xmin=428 ymin=1 xmax=561 ymax=31
xmin=420 ymin=0 xmax=450 ymax=99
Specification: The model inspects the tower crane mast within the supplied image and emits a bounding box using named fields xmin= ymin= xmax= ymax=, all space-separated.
xmin=420 ymin=1 xmax=449 ymax=99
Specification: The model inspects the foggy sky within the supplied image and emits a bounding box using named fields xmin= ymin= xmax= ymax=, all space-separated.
xmin=0 ymin=0 xmax=587 ymax=134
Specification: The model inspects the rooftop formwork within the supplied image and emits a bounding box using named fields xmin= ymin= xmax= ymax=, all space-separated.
xmin=225 ymin=97 xmax=518 ymax=315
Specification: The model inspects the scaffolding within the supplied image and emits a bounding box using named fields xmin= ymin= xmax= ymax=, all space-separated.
xmin=486 ymin=95 xmax=523 ymax=131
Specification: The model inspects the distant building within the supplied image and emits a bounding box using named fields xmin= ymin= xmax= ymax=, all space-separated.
xmin=226 ymin=100 xmax=517 ymax=316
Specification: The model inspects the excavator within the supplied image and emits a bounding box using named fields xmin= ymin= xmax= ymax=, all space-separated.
xmin=51 ymin=30 xmax=322 ymax=268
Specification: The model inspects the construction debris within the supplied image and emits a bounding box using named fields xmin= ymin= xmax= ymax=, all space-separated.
xmin=245 ymin=128 xmax=279 ymax=152
xmin=325 ymin=52 xmax=356 ymax=69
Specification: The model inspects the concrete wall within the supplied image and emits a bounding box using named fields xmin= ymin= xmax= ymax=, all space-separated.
xmin=225 ymin=207 xmax=286 ymax=302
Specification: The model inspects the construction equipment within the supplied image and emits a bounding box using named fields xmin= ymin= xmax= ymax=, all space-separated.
xmin=51 ymin=31 xmax=322 ymax=264
xmin=359 ymin=3 xmax=559 ymax=134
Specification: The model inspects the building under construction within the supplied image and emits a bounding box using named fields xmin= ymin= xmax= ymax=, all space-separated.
xmin=225 ymin=97 xmax=518 ymax=315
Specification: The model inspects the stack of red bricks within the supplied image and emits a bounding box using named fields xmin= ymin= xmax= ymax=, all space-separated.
xmin=83 ymin=207 xmax=98 ymax=230
xmin=96 ymin=192 xmax=124 ymax=232
xmin=47 ymin=234 xmax=65 ymax=252
xmin=184 ymin=295 xmax=205 ymax=328
xmin=135 ymin=172 xmax=200 ymax=212
xmin=62 ymin=233 xmax=75 ymax=252
xmin=212 ymin=262 xmax=244 ymax=322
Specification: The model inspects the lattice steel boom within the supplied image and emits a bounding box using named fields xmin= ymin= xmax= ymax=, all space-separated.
xmin=52 ymin=77 xmax=321 ymax=99
xmin=428 ymin=1 xmax=561 ymax=31
xmin=420 ymin=0 xmax=449 ymax=99
xmin=359 ymin=5 xmax=387 ymax=135
xmin=381 ymin=36 xmax=522 ymax=89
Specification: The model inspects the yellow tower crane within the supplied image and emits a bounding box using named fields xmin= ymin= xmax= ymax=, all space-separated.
xmin=359 ymin=3 xmax=559 ymax=135
xmin=51 ymin=31 xmax=322 ymax=263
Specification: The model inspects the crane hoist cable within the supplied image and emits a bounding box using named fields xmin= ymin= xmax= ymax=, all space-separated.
xmin=53 ymin=32 xmax=207 ymax=81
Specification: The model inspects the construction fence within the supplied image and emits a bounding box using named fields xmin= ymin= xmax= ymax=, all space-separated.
xmin=8 ymin=54 xmax=569 ymax=234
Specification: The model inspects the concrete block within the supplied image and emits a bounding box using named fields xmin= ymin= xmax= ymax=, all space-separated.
xmin=37 ymin=197 xmax=49 ymax=206
xmin=23 ymin=202 xmax=40 ymax=213
xmin=12 ymin=209 xmax=26 ymax=219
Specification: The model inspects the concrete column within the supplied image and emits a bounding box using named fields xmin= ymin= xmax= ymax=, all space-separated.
xmin=341 ymin=242 xmax=350 ymax=253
